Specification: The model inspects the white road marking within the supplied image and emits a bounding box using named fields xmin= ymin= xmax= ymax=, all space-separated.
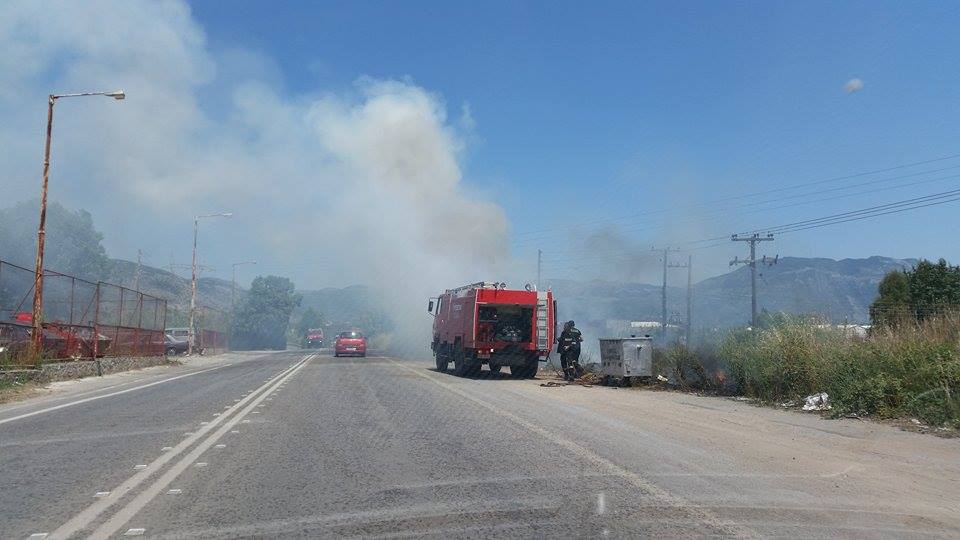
xmin=596 ymin=492 xmax=606 ymax=515
xmin=123 ymin=528 xmax=145 ymax=536
xmin=252 ymin=411 xmax=261 ymax=414
xmin=133 ymin=464 xmax=146 ymax=470
xmin=230 ymin=430 xmax=239 ymax=434
xmin=0 ymin=366 xmax=225 ymax=426
xmin=184 ymin=432 xmax=193 ymax=436
xmin=29 ymin=534 xmax=49 ymax=539
xmin=167 ymin=489 xmax=182 ymax=495
xmin=212 ymin=413 xmax=220 ymax=417
xmin=47 ymin=355 xmax=313 ymax=540
xmin=161 ymin=447 xmax=172 ymax=451
xmin=200 ymin=422 xmax=209 ymax=425
xmin=85 ymin=357 xmax=313 ymax=539
xmin=387 ymin=359 xmax=758 ymax=538
xmin=95 ymin=491 xmax=111 ymax=498
xmin=215 ymin=444 xmax=226 ymax=449
xmin=242 ymin=420 xmax=251 ymax=423
xmin=194 ymin=462 xmax=208 ymax=468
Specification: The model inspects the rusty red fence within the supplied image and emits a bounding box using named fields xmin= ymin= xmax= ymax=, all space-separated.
xmin=0 ymin=259 xmax=167 ymax=365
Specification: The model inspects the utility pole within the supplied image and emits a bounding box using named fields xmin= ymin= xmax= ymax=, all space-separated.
xmin=188 ymin=213 xmax=232 ymax=355
xmin=686 ymin=254 xmax=692 ymax=345
xmin=731 ymin=233 xmax=775 ymax=328
xmin=537 ymin=249 xmax=542 ymax=290
xmin=654 ymin=247 xmax=681 ymax=339
xmin=133 ymin=249 xmax=143 ymax=292
xmin=668 ymin=255 xmax=692 ymax=345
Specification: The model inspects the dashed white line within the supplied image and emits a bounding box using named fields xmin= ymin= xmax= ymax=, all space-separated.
xmin=94 ymin=491 xmax=111 ymax=498
xmin=47 ymin=356 xmax=312 ymax=540
xmin=29 ymin=534 xmax=49 ymax=539
xmin=230 ymin=430 xmax=240 ymax=434
xmin=167 ymin=489 xmax=182 ymax=495
xmin=215 ymin=444 xmax=226 ymax=449
xmin=133 ymin=465 xmax=146 ymax=470
xmin=85 ymin=357 xmax=313 ymax=539
xmin=123 ymin=528 xmax=145 ymax=536
xmin=160 ymin=446 xmax=173 ymax=452
xmin=194 ymin=462 xmax=208 ymax=468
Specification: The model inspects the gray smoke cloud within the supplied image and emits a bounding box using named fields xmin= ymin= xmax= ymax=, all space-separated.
xmin=0 ymin=0 xmax=510 ymax=354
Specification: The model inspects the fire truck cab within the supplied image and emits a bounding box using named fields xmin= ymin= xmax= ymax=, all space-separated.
xmin=428 ymin=282 xmax=556 ymax=378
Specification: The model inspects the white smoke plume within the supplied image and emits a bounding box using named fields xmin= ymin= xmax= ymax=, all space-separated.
xmin=0 ymin=0 xmax=510 ymax=354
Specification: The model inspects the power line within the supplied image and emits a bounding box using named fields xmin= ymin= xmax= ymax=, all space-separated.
xmin=513 ymin=153 xmax=960 ymax=239
xmin=515 ymin=168 xmax=960 ymax=249
xmin=538 ymin=187 xmax=960 ymax=274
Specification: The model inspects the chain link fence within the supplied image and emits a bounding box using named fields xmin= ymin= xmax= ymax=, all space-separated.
xmin=0 ymin=259 xmax=167 ymax=366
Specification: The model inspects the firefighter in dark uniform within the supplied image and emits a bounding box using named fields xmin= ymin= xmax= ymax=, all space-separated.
xmin=557 ymin=320 xmax=583 ymax=381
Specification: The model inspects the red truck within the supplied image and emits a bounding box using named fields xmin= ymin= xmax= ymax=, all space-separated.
xmin=428 ymin=282 xmax=556 ymax=378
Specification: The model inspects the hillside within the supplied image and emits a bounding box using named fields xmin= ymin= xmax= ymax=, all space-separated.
xmin=546 ymin=256 xmax=916 ymax=334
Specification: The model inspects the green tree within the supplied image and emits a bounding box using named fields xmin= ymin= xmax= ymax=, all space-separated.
xmin=908 ymin=259 xmax=960 ymax=321
xmin=230 ymin=276 xmax=301 ymax=350
xmin=295 ymin=307 xmax=325 ymax=336
xmin=0 ymin=200 xmax=109 ymax=280
xmin=870 ymin=270 xmax=912 ymax=327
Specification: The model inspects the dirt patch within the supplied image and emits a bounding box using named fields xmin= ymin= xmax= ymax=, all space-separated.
xmin=0 ymin=373 xmax=46 ymax=404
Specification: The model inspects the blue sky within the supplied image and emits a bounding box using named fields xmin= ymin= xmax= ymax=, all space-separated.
xmin=187 ymin=0 xmax=960 ymax=280
xmin=4 ymin=1 xmax=959 ymax=289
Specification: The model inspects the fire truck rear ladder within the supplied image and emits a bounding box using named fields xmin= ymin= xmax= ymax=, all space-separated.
xmin=536 ymin=292 xmax=549 ymax=351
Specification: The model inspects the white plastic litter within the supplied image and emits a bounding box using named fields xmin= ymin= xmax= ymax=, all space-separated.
xmin=656 ymin=374 xmax=668 ymax=382
xmin=802 ymin=392 xmax=830 ymax=411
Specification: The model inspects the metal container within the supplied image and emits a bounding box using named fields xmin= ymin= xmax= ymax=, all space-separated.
xmin=599 ymin=336 xmax=653 ymax=379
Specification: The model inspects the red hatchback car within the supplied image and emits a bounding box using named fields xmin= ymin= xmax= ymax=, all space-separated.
xmin=334 ymin=331 xmax=366 ymax=357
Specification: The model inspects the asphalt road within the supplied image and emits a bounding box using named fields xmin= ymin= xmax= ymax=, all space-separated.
xmin=1 ymin=350 xmax=958 ymax=538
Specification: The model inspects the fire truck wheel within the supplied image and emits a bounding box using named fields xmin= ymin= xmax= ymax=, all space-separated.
xmin=488 ymin=364 xmax=502 ymax=375
xmin=435 ymin=355 xmax=449 ymax=372
xmin=453 ymin=348 xmax=474 ymax=377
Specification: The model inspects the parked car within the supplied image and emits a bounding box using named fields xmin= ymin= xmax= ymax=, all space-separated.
xmin=164 ymin=334 xmax=189 ymax=356
xmin=334 ymin=331 xmax=366 ymax=357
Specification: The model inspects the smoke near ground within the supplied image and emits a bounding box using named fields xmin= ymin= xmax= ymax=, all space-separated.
xmin=0 ymin=0 xmax=508 ymax=356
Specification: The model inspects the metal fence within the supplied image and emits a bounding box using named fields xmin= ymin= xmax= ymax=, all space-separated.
xmin=196 ymin=305 xmax=228 ymax=355
xmin=0 ymin=259 xmax=167 ymax=365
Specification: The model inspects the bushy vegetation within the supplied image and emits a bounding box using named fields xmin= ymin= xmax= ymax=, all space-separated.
xmin=230 ymin=276 xmax=301 ymax=350
xmin=871 ymin=259 xmax=960 ymax=326
xmin=672 ymin=314 xmax=960 ymax=427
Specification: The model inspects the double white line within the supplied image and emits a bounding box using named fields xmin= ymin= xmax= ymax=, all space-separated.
xmin=48 ymin=354 xmax=314 ymax=539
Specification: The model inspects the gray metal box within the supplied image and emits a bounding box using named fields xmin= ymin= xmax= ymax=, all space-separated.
xmin=599 ymin=337 xmax=653 ymax=378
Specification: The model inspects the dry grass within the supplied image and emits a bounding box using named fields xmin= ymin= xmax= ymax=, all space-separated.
xmin=658 ymin=313 xmax=960 ymax=427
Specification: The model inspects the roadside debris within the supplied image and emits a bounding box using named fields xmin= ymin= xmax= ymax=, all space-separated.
xmin=802 ymin=392 xmax=831 ymax=411
xmin=656 ymin=374 xmax=668 ymax=383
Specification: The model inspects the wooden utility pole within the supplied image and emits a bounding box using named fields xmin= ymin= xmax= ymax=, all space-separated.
xmin=133 ymin=249 xmax=143 ymax=292
xmin=668 ymin=255 xmax=692 ymax=345
xmin=537 ymin=249 xmax=542 ymax=291
xmin=655 ymin=247 xmax=682 ymax=339
xmin=731 ymin=233 xmax=775 ymax=328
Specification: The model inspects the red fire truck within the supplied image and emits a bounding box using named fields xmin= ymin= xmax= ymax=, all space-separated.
xmin=428 ymin=282 xmax=556 ymax=378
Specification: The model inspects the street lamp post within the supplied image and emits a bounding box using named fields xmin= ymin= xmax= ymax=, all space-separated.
xmin=31 ymin=90 xmax=125 ymax=358
xmin=188 ymin=212 xmax=232 ymax=356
